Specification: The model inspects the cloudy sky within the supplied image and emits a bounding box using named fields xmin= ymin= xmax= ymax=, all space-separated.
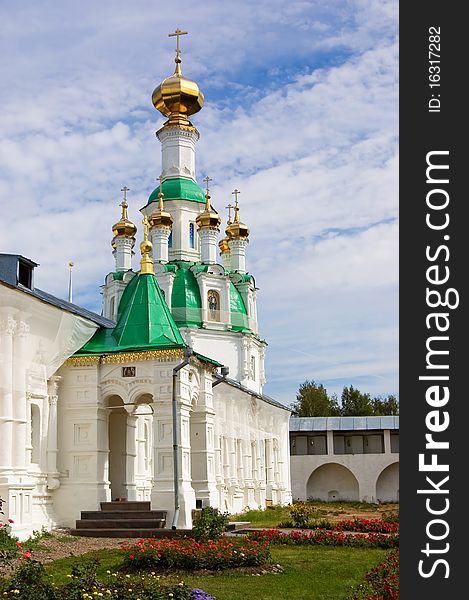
xmin=0 ymin=0 xmax=398 ymax=407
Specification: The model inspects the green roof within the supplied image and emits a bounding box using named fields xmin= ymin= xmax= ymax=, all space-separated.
xmin=76 ymin=273 xmax=184 ymax=355
xmin=147 ymin=177 xmax=206 ymax=205
xmin=171 ymin=263 xmax=203 ymax=327
xmin=229 ymin=282 xmax=250 ymax=332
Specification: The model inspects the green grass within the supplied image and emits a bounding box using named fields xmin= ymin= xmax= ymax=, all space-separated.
xmin=43 ymin=545 xmax=388 ymax=600
xmin=230 ymin=505 xmax=290 ymax=528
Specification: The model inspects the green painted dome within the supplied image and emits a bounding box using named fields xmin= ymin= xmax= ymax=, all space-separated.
xmin=171 ymin=263 xmax=203 ymax=327
xmin=148 ymin=177 xmax=205 ymax=205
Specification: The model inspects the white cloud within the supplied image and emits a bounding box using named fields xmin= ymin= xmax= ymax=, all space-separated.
xmin=0 ymin=0 xmax=398 ymax=407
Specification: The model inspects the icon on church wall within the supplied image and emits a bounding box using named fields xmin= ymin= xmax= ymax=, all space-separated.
xmin=207 ymin=290 xmax=220 ymax=321
xmin=122 ymin=366 xmax=136 ymax=377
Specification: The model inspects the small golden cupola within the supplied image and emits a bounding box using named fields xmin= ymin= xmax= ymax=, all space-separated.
xmin=149 ymin=176 xmax=173 ymax=229
xmin=196 ymin=176 xmax=221 ymax=230
xmin=225 ymin=189 xmax=249 ymax=241
xmin=152 ymin=28 xmax=204 ymax=130
xmin=112 ymin=186 xmax=137 ymax=240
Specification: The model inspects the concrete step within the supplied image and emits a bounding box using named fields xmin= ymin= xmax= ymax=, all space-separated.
xmin=80 ymin=510 xmax=167 ymax=520
xmin=70 ymin=528 xmax=192 ymax=538
xmin=100 ymin=501 xmax=151 ymax=512
xmin=75 ymin=519 xmax=166 ymax=529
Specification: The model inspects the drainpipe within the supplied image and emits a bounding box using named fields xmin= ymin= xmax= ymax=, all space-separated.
xmin=171 ymin=346 xmax=193 ymax=529
xmin=212 ymin=365 xmax=229 ymax=387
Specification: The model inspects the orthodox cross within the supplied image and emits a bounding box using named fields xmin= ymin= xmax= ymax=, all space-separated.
xmin=168 ymin=28 xmax=188 ymax=60
xmin=158 ymin=175 xmax=165 ymax=208
xmin=203 ymin=175 xmax=212 ymax=196
xmin=120 ymin=186 xmax=130 ymax=218
xmin=231 ymin=188 xmax=240 ymax=208
xmin=225 ymin=203 xmax=234 ymax=222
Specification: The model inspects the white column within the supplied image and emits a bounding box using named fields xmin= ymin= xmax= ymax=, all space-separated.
xmin=150 ymin=226 xmax=171 ymax=264
xmin=46 ymin=377 xmax=61 ymax=490
xmin=199 ymin=228 xmax=219 ymax=264
xmin=114 ymin=237 xmax=134 ymax=271
xmin=228 ymin=239 xmax=248 ymax=273
xmin=12 ymin=320 xmax=29 ymax=470
xmin=157 ymin=127 xmax=199 ymax=180
xmin=125 ymin=413 xmax=138 ymax=500
xmin=0 ymin=315 xmax=16 ymax=473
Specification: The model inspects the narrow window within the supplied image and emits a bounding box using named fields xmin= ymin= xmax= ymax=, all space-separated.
xmin=189 ymin=223 xmax=195 ymax=248
xmin=31 ymin=404 xmax=41 ymax=464
xmin=168 ymin=231 xmax=173 ymax=248
xmin=250 ymin=355 xmax=256 ymax=379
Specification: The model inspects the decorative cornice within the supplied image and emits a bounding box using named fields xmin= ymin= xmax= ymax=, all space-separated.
xmin=65 ymin=349 xmax=185 ymax=367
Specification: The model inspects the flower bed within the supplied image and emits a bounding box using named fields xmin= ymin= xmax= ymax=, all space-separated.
xmin=120 ymin=535 xmax=271 ymax=571
xmin=347 ymin=548 xmax=399 ymax=599
xmin=333 ymin=518 xmax=398 ymax=534
xmin=246 ymin=529 xmax=399 ymax=549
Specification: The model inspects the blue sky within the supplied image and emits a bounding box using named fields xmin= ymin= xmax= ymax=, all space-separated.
xmin=0 ymin=0 xmax=398 ymax=407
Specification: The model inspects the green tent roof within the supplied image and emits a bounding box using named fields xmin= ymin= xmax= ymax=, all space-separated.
xmin=76 ymin=273 xmax=185 ymax=355
xmin=147 ymin=177 xmax=206 ymax=205
xmin=229 ymin=282 xmax=250 ymax=332
xmin=171 ymin=263 xmax=203 ymax=328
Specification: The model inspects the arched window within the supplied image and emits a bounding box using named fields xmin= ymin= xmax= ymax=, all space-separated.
xmin=189 ymin=223 xmax=195 ymax=248
xmin=109 ymin=296 xmax=115 ymax=318
xmin=207 ymin=290 xmax=220 ymax=321
xmin=30 ymin=404 xmax=41 ymax=464
xmin=168 ymin=231 xmax=173 ymax=248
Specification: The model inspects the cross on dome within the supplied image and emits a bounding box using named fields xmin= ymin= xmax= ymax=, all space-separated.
xmin=168 ymin=28 xmax=188 ymax=62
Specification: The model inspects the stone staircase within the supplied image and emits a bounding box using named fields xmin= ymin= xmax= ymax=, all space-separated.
xmin=71 ymin=501 xmax=169 ymax=538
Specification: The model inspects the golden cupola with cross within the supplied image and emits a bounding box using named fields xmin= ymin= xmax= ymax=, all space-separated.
xmin=112 ymin=186 xmax=137 ymax=272
xmin=152 ymin=28 xmax=204 ymax=130
xmin=225 ymin=190 xmax=249 ymax=241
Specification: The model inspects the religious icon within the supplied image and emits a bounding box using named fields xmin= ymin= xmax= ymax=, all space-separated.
xmin=122 ymin=366 xmax=136 ymax=378
xmin=208 ymin=290 xmax=219 ymax=320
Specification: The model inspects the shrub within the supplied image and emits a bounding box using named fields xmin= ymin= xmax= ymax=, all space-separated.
xmin=347 ymin=548 xmax=399 ymax=599
xmin=0 ymin=558 xmax=56 ymax=600
xmin=247 ymin=529 xmax=399 ymax=549
xmin=120 ymin=535 xmax=271 ymax=571
xmin=192 ymin=507 xmax=229 ymax=542
xmin=287 ymin=503 xmax=314 ymax=528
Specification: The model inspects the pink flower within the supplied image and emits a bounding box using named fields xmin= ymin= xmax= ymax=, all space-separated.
xmin=22 ymin=550 xmax=32 ymax=559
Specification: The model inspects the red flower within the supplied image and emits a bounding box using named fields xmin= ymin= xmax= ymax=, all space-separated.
xmin=22 ymin=551 xmax=32 ymax=559
xmin=16 ymin=541 xmax=22 ymax=548
xmin=8 ymin=519 xmax=14 ymax=523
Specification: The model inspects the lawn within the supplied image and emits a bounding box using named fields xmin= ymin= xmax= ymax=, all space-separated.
xmin=43 ymin=545 xmax=389 ymax=600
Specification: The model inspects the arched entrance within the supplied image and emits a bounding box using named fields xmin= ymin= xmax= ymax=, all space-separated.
xmin=376 ymin=462 xmax=399 ymax=502
xmin=306 ymin=463 xmax=359 ymax=501
xmin=107 ymin=394 xmax=154 ymax=502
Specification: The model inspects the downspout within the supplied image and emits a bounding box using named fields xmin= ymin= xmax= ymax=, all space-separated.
xmin=212 ymin=365 xmax=229 ymax=387
xmin=171 ymin=346 xmax=193 ymax=529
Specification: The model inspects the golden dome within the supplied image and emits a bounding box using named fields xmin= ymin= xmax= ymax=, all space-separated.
xmin=196 ymin=187 xmax=221 ymax=230
xmin=152 ymin=38 xmax=204 ymax=129
xmin=149 ymin=182 xmax=173 ymax=229
xmin=225 ymin=191 xmax=249 ymax=240
xmin=218 ymin=237 xmax=230 ymax=254
xmin=112 ymin=191 xmax=137 ymax=239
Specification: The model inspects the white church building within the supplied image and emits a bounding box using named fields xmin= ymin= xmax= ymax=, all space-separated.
xmin=0 ymin=35 xmax=292 ymax=540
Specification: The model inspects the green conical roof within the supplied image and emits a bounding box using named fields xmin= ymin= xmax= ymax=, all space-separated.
xmin=75 ymin=273 xmax=185 ymax=356
xmin=171 ymin=262 xmax=203 ymax=328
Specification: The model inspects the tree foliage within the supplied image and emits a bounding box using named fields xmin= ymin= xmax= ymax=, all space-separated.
xmin=291 ymin=381 xmax=399 ymax=417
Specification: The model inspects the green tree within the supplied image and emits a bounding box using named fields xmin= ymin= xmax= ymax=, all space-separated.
xmin=290 ymin=380 xmax=341 ymax=416
xmin=340 ymin=385 xmax=374 ymax=416
xmin=372 ymin=394 xmax=399 ymax=415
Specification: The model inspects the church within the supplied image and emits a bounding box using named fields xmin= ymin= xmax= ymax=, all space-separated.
xmin=0 ymin=31 xmax=292 ymax=540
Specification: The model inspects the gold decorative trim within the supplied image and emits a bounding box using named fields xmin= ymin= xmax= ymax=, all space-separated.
xmin=65 ymin=349 xmax=184 ymax=367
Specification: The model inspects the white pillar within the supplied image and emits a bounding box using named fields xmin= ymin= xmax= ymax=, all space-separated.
xmin=114 ymin=237 xmax=134 ymax=271
xmin=199 ymin=228 xmax=219 ymax=264
xmin=12 ymin=320 xmax=29 ymax=471
xmin=157 ymin=127 xmax=199 ymax=181
xmin=150 ymin=226 xmax=171 ymax=264
xmin=0 ymin=315 xmax=16 ymax=473
xmin=125 ymin=412 xmax=138 ymax=500
xmin=228 ymin=239 xmax=248 ymax=273
xmin=46 ymin=377 xmax=61 ymax=490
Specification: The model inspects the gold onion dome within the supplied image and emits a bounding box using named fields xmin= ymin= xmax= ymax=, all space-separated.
xmin=196 ymin=177 xmax=221 ymax=230
xmin=149 ymin=180 xmax=173 ymax=229
xmin=152 ymin=29 xmax=204 ymax=129
xmin=225 ymin=191 xmax=249 ymax=240
xmin=218 ymin=236 xmax=230 ymax=254
xmin=112 ymin=189 xmax=137 ymax=238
